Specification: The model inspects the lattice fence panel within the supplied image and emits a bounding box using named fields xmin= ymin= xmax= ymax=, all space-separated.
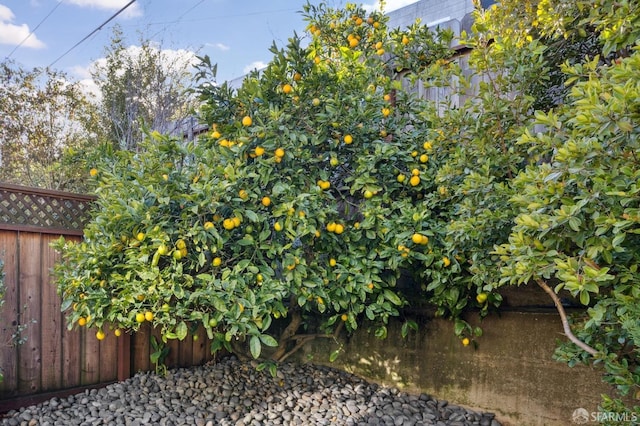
xmin=0 ymin=184 xmax=95 ymax=235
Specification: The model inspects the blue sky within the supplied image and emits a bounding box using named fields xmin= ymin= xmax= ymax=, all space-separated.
xmin=0 ymin=0 xmax=419 ymax=84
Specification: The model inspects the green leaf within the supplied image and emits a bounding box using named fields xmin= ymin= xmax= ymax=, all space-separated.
xmin=176 ymin=321 xmax=188 ymax=340
xmin=259 ymin=334 xmax=278 ymax=347
xmin=250 ymin=335 xmax=261 ymax=359
xmin=383 ymin=289 xmax=402 ymax=306
xmin=329 ymin=349 xmax=341 ymax=362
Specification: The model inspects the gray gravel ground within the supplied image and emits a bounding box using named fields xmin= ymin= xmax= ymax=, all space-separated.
xmin=1 ymin=357 xmax=501 ymax=426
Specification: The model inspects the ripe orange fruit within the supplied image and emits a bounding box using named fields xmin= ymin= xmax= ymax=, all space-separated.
xmin=241 ymin=116 xmax=252 ymax=126
xmin=282 ymin=83 xmax=293 ymax=94
xmin=409 ymin=175 xmax=421 ymax=186
xmin=261 ymin=196 xmax=271 ymax=207
xmin=348 ymin=37 xmax=359 ymax=48
xmin=343 ymin=134 xmax=353 ymax=144
xmin=96 ymin=329 xmax=105 ymax=341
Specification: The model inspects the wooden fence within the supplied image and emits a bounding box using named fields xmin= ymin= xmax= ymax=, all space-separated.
xmin=0 ymin=183 xmax=213 ymax=408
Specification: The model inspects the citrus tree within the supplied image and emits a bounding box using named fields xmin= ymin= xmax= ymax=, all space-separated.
xmin=53 ymin=2 xmax=463 ymax=363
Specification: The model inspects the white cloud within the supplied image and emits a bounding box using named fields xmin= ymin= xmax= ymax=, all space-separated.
xmin=64 ymin=0 xmax=142 ymax=18
xmin=0 ymin=4 xmax=45 ymax=48
xmin=72 ymin=46 xmax=200 ymax=100
xmin=206 ymin=42 xmax=230 ymax=52
xmin=243 ymin=61 xmax=267 ymax=75
xmin=363 ymin=0 xmax=421 ymax=13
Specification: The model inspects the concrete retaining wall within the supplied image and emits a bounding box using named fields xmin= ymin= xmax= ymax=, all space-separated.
xmin=294 ymin=308 xmax=611 ymax=425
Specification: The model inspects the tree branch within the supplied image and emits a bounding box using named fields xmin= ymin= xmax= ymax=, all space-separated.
xmin=277 ymin=321 xmax=345 ymax=363
xmin=535 ymin=278 xmax=598 ymax=355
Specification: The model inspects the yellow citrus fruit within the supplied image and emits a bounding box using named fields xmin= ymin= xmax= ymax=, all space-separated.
xmin=204 ymin=221 xmax=214 ymax=230
xmin=312 ymin=98 xmax=321 ymax=106
xmin=232 ymin=217 xmax=241 ymax=227
xmin=211 ymin=130 xmax=221 ymax=139
xmin=135 ymin=313 xmax=145 ymax=323
xmin=343 ymin=134 xmax=353 ymax=144
xmin=382 ymin=107 xmax=391 ymax=117
xmin=89 ymin=168 xmax=98 ymax=177
xmin=443 ymin=256 xmax=451 ymax=267
xmin=274 ymin=222 xmax=283 ymax=232
xmin=397 ymin=174 xmax=406 ymax=183
xmin=136 ymin=232 xmax=145 ymax=242
xmin=420 ymin=154 xmax=429 ymax=163
xmin=275 ymin=147 xmax=285 ymax=158
xmin=96 ymin=330 xmax=105 ymax=341
xmin=367 ymin=283 xmax=374 ymax=290
xmin=439 ymin=186 xmax=448 ymax=196
xmin=241 ymin=116 xmax=252 ymax=126
xmin=409 ymin=175 xmax=421 ymax=186
xmin=341 ymin=313 xmax=348 ymax=322
xmin=412 ymin=233 xmax=424 ymax=245
xmin=423 ymin=141 xmax=432 ymax=150
xmin=420 ymin=235 xmax=429 ymax=245
xmin=239 ymin=189 xmax=249 ymax=200
xmin=78 ymin=317 xmax=87 ymax=327
xmin=212 ymin=257 xmax=222 ymax=267
xmin=329 ymin=258 xmax=337 ymax=267
xmin=326 ymin=222 xmax=337 ymax=233
xmin=144 ymin=311 xmax=154 ymax=322
xmin=314 ymin=230 xmax=321 ymax=237
xmin=364 ymin=190 xmax=373 ymax=199
xmin=402 ymin=35 xmax=410 ymax=45
xmin=376 ymin=48 xmax=385 ymax=56
xmin=223 ymin=218 xmax=235 ymax=230
xmin=293 ymin=72 xmax=302 ymax=81
xmin=476 ymin=293 xmax=488 ymax=304
xmin=137 ymin=294 xmax=145 ymax=301
xmin=261 ymin=196 xmax=271 ymax=207
xmin=411 ymin=168 xmax=420 ymax=176
xmin=462 ymin=337 xmax=470 ymax=346
xmin=176 ymin=239 xmax=186 ymax=249
xmin=375 ymin=41 xmax=383 ymax=49
xmin=383 ymin=94 xmax=391 ymax=102
xmin=334 ymin=224 xmax=344 ymax=235
xmin=348 ymin=37 xmax=359 ymax=48
xmin=254 ymin=146 xmax=265 ymax=156
xmin=114 ymin=329 xmax=122 ymax=337
xmin=173 ymin=250 xmax=183 ymax=260
xmin=282 ymin=83 xmax=293 ymax=94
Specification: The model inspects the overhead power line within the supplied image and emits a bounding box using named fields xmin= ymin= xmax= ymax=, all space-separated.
xmin=48 ymin=0 xmax=137 ymax=68
xmin=6 ymin=0 xmax=63 ymax=60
